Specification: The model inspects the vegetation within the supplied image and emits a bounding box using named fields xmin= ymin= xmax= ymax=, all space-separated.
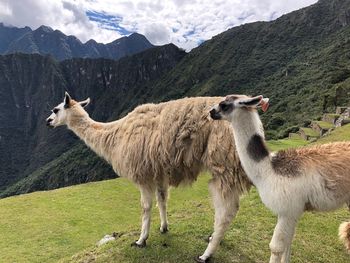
xmin=0 ymin=144 xmax=116 ymax=198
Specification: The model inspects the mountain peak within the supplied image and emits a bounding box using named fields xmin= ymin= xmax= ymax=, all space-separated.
xmin=36 ymin=25 xmax=53 ymax=33
xmin=129 ymin=32 xmax=145 ymax=38
xmin=85 ymin=39 xmax=98 ymax=45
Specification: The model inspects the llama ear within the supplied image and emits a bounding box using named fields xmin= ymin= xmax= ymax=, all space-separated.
xmin=64 ymin=92 xmax=72 ymax=108
xmin=79 ymin=98 xmax=90 ymax=108
xmin=260 ymin=98 xmax=270 ymax=112
xmin=238 ymin=95 xmax=263 ymax=108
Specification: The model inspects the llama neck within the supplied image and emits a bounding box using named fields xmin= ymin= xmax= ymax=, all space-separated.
xmin=230 ymin=110 xmax=271 ymax=185
xmin=67 ymin=114 xmax=114 ymax=163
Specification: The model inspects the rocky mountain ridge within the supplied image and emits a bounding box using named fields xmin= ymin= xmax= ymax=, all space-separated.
xmin=0 ymin=23 xmax=154 ymax=61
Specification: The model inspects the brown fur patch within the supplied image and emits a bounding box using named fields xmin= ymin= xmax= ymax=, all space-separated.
xmin=271 ymin=150 xmax=303 ymax=177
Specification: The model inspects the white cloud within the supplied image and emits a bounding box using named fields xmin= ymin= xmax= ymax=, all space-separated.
xmin=0 ymin=0 xmax=318 ymax=50
xmin=143 ymin=23 xmax=171 ymax=45
xmin=0 ymin=0 xmax=122 ymax=43
xmin=0 ymin=1 xmax=12 ymax=16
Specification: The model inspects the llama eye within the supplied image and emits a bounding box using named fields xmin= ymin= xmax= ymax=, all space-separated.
xmin=220 ymin=103 xmax=230 ymax=112
xmin=53 ymin=108 xmax=59 ymax=114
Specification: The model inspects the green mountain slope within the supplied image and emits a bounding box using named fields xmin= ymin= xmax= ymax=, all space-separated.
xmin=146 ymin=0 xmax=350 ymax=138
xmin=1 ymin=127 xmax=350 ymax=262
xmin=0 ymin=144 xmax=115 ymax=198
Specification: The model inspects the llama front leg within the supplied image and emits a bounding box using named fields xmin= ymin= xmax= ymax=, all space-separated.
xmin=156 ymin=186 xmax=169 ymax=233
xmin=132 ymin=186 xmax=154 ymax=248
xmin=269 ymin=216 xmax=298 ymax=263
xmin=281 ymin=244 xmax=291 ymax=263
xmin=280 ymin=218 xmax=297 ymax=263
xmin=196 ymin=181 xmax=239 ymax=263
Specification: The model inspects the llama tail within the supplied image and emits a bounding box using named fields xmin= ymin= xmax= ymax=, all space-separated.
xmin=339 ymin=221 xmax=350 ymax=252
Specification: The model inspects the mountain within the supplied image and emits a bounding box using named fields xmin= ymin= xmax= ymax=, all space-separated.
xmin=147 ymin=0 xmax=350 ymax=138
xmin=0 ymin=23 xmax=31 ymax=53
xmin=0 ymin=23 xmax=154 ymax=61
xmin=0 ymin=44 xmax=186 ymax=196
xmin=2 ymin=0 xmax=350 ymax=197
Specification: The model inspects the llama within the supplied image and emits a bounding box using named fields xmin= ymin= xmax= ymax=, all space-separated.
xmin=46 ymin=92 xmax=251 ymax=262
xmin=210 ymin=94 xmax=350 ymax=263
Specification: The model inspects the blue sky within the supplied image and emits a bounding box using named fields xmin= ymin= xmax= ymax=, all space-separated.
xmin=86 ymin=11 xmax=132 ymax=35
xmin=0 ymin=0 xmax=318 ymax=50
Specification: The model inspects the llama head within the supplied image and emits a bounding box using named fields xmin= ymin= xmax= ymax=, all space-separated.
xmin=210 ymin=94 xmax=269 ymax=122
xmin=46 ymin=92 xmax=90 ymax=128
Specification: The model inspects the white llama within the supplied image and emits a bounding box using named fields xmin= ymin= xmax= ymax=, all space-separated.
xmin=46 ymin=92 xmax=251 ymax=263
xmin=210 ymin=94 xmax=350 ymax=263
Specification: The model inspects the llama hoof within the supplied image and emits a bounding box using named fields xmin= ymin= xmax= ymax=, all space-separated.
xmin=194 ymin=256 xmax=210 ymax=263
xmin=131 ymin=240 xmax=146 ymax=248
xmin=206 ymin=235 xmax=213 ymax=243
xmin=160 ymin=226 xmax=168 ymax=234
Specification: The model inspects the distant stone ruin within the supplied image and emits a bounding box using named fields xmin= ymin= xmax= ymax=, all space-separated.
xmin=335 ymin=107 xmax=350 ymax=127
xmin=289 ymin=106 xmax=350 ymax=141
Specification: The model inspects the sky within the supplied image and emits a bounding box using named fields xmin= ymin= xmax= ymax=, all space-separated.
xmin=0 ymin=0 xmax=318 ymax=51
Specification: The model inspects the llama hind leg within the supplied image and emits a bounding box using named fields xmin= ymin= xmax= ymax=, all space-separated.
xmin=269 ymin=216 xmax=298 ymax=263
xmin=156 ymin=186 xmax=169 ymax=233
xmin=196 ymin=180 xmax=239 ymax=262
xmin=132 ymin=185 xmax=154 ymax=248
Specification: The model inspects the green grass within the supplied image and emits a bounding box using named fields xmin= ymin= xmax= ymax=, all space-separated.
xmin=314 ymin=121 xmax=334 ymax=130
xmin=266 ymin=137 xmax=309 ymax=151
xmin=288 ymin=133 xmax=302 ymax=140
xmin=300 ymin=127 xmax=320 ymax=137
xmin=1 ymin=135 xmax=349 ymax=263
xmin=1 ymin=175 xmax=348 ymax=263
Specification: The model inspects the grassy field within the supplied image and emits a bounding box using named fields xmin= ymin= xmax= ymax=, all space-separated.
xmin=266 ymin=137 xmax=309 ymax=151
xmin=0 ymin=131 xmax=349 ymax=263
